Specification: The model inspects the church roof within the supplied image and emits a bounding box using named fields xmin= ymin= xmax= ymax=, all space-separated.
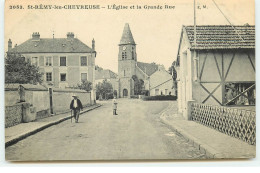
xmin=137 ymin=62 xmax=158 ymax=76
xmin=119 ymin=23 xmax=136 ymax=45
xmin=95 ymin=69 xmax=118 ymax=80
xmin=8 ymin=38 xmax=94 ymax=53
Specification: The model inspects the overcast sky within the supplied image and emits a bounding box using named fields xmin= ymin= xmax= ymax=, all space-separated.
xmin=5 ymin=0 xmax=254 ymax=73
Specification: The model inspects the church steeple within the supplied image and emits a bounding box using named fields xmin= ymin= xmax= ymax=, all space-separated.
xmin=119 ymin=23 xmax=136 ymax=45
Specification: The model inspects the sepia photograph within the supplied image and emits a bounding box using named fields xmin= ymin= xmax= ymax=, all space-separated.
xmin=4 ymin=0 xmax=255 ymax=161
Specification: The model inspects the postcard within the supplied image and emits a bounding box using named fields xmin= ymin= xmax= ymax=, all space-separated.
xmin=4 ymin=0 xmax=255 ymax=161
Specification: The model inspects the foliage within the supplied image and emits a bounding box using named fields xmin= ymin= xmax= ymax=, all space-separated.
xmin=141 ymin=90 xmax=149 ymax=96
xmin=168 ymin=61 xmax=178 ymax=96
xmin=168 ymin=61 xmax=177 ymax=81
xmin=132 ymin=75 xmax=144 ymax=95
xmin=96 ymin=79 xmax=113 ymax=100
xmin=142 ymin=95 xmax=177 ymax=101
xmin=5 ymin=53 xmax=43 ymax=84
xmin=95 ymin=65 xmax=103 ymax=71
xmin=77 ymin=80 xmax=92 ymax=92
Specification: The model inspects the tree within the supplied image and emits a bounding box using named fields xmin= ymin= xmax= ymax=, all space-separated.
xmin=95 ymin=65 xmax=103 ymax=70
xmin=77 ymin=80 xmax=92 ymax=92
xmin=5 ymin=53 xmax=43 ymax=84
xmin=132 ymin=75 xmax=144 ymax=95
xmin=168 ymin=61 xmax=177 ymax=81
xmin=96 ymin=79 xmax=113 ymax=100
xmin=168 ymin=61 xmax=178 ymax=96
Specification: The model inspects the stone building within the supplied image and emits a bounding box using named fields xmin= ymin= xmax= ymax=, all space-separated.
xmin=117 ymin=23 xmax=174 ymax=98
xmin=7 ymin=32 xmax=96 ymax=101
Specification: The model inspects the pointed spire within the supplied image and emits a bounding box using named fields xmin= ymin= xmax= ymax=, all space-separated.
xmin=119 ymin=23 xmax=136 ymax=45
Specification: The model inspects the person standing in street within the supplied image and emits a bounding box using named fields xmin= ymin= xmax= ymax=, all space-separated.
xmin=70 ymin=95 xmax=83 ymax=123
xmin=112 ymin=96 xmax=118 ymax=115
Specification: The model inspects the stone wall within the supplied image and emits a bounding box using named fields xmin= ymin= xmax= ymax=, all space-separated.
xmin=5 ymin=84 xmax=92 ymax=126
xmin=5 ymin=90 xmax=20 ymax=106
xmin=52 ymin=88 xmax=91 ymax=114
xmin=5 ymin=103 xmax=23 ymax=128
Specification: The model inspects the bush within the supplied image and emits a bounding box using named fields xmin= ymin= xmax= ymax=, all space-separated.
xmin=142 ymin=95 xmax=177 ymax=101
xmin=130 ymin=95 xmax=139 ymax=99
xmin=105 ymin=93 xmax=114 ymax=100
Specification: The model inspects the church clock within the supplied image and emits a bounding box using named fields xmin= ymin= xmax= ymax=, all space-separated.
xmin=123 ymin=46 xmax=127 ymax=50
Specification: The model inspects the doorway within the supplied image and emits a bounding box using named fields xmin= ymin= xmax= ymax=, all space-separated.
xmin=123 ymin=89 xmax=128 ymax=98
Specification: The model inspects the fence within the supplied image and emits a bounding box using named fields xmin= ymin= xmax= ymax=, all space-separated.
xmin=191 ymin=103 xmax=256 ymax=145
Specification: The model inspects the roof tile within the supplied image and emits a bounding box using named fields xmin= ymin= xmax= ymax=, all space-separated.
xmin=184 ymin=25 xmax=255 ymax=50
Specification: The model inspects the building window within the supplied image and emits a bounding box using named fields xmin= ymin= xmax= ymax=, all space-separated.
xmin=124 ymin=70 xmax=126 ymax=77
xmin=46 ymin=72 xmax=52 ymax=81
xmin=132 ymin=51 xmax=134 ymax=60
xmin=60 ymin=73 xmax=66 ymax=82
xmin=155 ymin=89 xmax=159 ymax=95
xmin=32 ymin=57 xmax=38 ymax=66
xmin=45 ymin=56 xmax=52 ymax=66
xmin=165 ymin=89 xmax=168 ymax=95
xmin=81 ymin=56 xmax=87 ymax=66
xmin=81 ymin=73 xmax=87 ymax=82
xmin=122 ymin=52 xmax=127 ymax=60
xmin=60 ymin=56 xmax=66 ymax=66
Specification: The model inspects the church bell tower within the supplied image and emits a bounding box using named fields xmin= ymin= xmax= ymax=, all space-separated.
xmin=118 ymin=23 xmax=137 ymax=98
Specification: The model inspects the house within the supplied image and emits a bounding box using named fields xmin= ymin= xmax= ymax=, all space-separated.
xmin=7 ymin=32 xmax=96 ymax=101
xmin=117 ymin=23 xmax=174 ymax=97
xmin=95 ymin=68 xmax=118 ymax=93
xmin=175 ymin=25 xmax=255 ymax=119
xmin=149 ymin=66 xmax=175 ymax=96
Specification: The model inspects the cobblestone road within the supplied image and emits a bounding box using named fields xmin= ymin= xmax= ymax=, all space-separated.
xmin=6 ymin=99 xmax=206 ymax=161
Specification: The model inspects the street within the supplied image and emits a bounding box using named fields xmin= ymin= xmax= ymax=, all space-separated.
xmin=6 ymin=99 xmax=206 ymax=160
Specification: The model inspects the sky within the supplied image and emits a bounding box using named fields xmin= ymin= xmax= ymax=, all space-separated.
xmin=5 ymin=0 xmax=255 ymax=73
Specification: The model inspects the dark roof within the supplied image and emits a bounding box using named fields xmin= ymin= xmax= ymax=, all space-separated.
xmin=119 ymin=23 xmax=136 ymax=45
xmin=184 ymin=25 xmax=255 ymax=50
xmin=137 ymin=62 xmax=158 ymax=76
xmin=8 ymin=38 xmax=94 ymax=53
xmin=95 ymin=69 xmax=118 ymax=80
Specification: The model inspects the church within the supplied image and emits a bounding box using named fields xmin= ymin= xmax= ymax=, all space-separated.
xmin=117 ymin=23 xmax=174 ymax=98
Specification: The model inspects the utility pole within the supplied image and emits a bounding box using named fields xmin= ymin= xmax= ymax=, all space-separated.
xmin=193 ymin=0 xmax=198 ymax=81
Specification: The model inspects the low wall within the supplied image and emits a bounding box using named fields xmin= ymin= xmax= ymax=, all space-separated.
xmin=5 ymin=103 xmax=23 ymax=128
xmin=5 ymin=84 xmax=92 ymax=125
xmin=52 ymin=88 xmax=91 ymax=114
xmin=5 ymin=90 xmax=20 ymax=106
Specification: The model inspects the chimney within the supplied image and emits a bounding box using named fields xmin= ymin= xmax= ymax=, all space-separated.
xmin=8 ymin=39 xmax=12 ymax=51
xmin=32 ymin=32 xmax=40 ymax=40
xmin=67 ymin=32 xmax=75 ymax=39
xmin=92 ymin=38 xmax=95 ymax=51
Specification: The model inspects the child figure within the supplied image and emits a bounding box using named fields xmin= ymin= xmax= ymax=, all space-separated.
xmin=112 ymin=96 xmax=118 ymax=115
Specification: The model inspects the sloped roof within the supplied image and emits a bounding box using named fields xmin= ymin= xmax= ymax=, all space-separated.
xmin=184 ymin=25 xmax=255 ymax=50
xmin=8 ymin=38 xmax=94 ymax=53
xmin=119 ymin=23 xmax=136 ymax=45
xmin=95 ymin=69 xmax=118 ymax=80
xmin=137 ymin=62 xmax=158 ymax=76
